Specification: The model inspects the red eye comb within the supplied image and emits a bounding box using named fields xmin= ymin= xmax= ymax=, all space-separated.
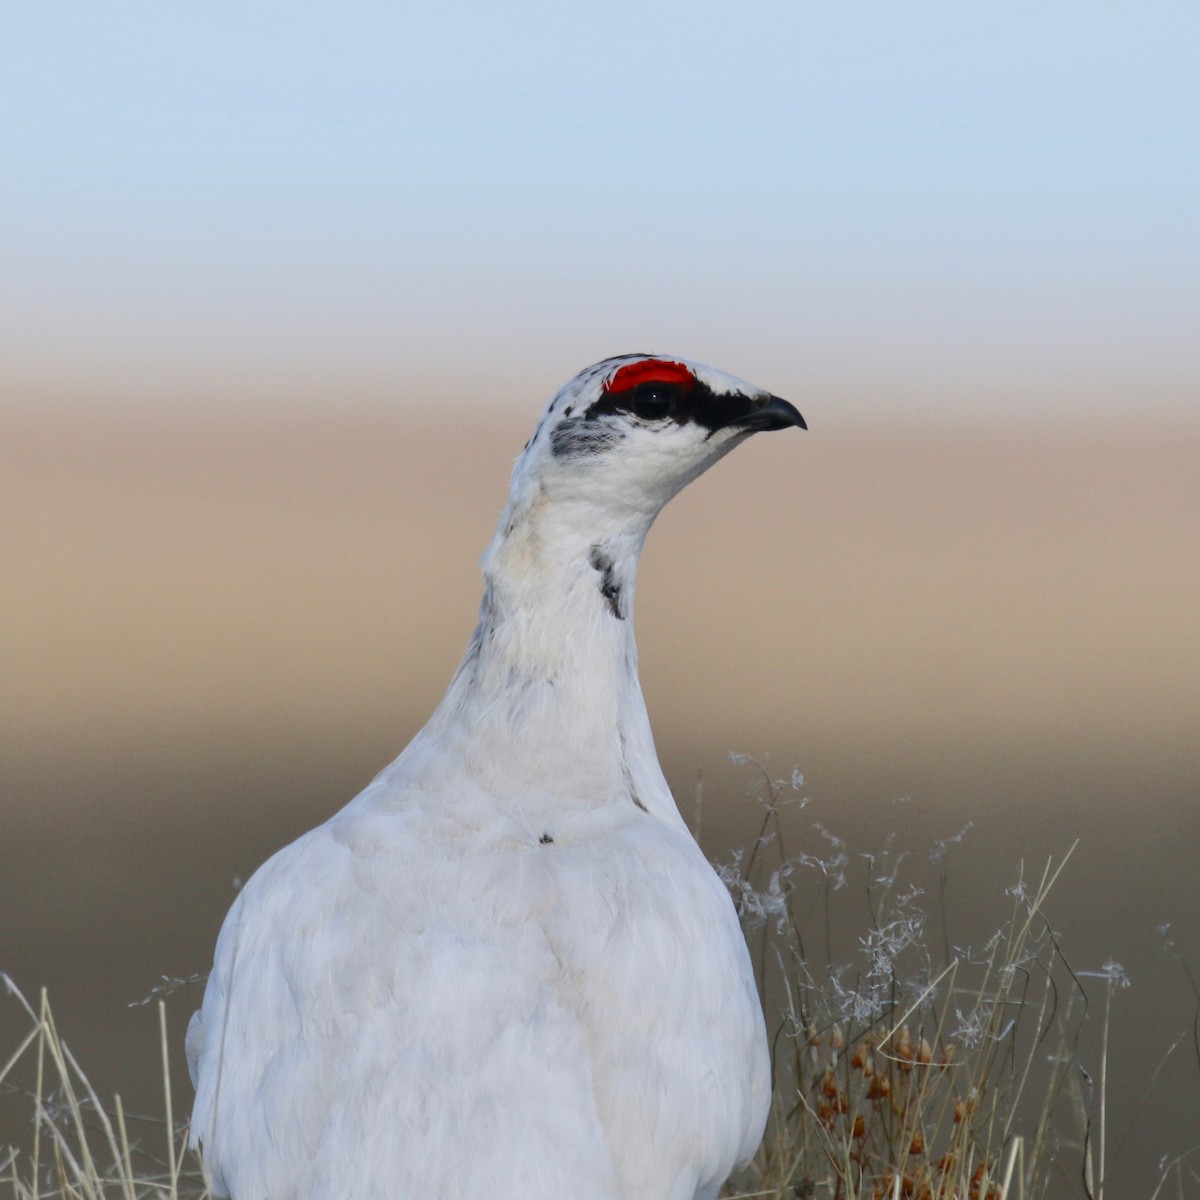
xmin=604 ymin=359 xmax=696 ymax=394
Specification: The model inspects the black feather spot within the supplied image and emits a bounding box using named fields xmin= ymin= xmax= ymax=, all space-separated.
xmin=588 ymin=545 xmax=624 ymax=619
xmin=539 ymin=832 xmax=554 ymax=845
xmin=550 ymin=419 xmax=623 ymax=459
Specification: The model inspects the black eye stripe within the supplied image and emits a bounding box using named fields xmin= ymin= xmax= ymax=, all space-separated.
xmin=586 ymin=380 xmax=686 ymax=422
xmin=631 ymin=383 xmax=675 ymax=419
xmin=584 ymin=379 xmax=756 ymax=432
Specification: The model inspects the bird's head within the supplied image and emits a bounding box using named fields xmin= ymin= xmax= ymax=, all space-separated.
xmin=504 ymin=354 xmax=806 ymax=535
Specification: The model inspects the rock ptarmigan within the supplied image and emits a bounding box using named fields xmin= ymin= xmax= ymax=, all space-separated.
xmin=187 ymin=354 xmax=805 ymax=1200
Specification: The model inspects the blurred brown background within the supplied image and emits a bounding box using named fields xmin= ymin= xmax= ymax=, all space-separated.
xmin=2 ymin=397 xmax=1198 ymax=1193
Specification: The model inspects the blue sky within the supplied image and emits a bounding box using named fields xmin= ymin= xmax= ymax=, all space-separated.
xmin=3 ymin=1 xmax=1197 ymax=416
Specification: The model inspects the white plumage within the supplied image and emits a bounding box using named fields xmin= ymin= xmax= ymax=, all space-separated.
xmin=187 ymin=354 xmax=805 ymax=1200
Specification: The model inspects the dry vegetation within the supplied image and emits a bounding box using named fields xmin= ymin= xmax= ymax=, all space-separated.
xmin=3 ymin=765 xmax=1196 ymax=1200
xmin=0 ymin=983 xmax=201 ymax=1199
xmin=717 ymin=762 xmax=1199 ymax=1200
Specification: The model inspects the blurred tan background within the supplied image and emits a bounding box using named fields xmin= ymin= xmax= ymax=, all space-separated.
xmin=3 ymin=396 xmax=1198 ymax=1192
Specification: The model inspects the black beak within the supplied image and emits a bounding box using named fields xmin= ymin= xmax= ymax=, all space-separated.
xmin=734 ymin=394 xmax=807 ymax=433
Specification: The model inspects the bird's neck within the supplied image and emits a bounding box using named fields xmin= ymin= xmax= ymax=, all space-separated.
xmin=409 ymin=497 xmax=683 ymax=827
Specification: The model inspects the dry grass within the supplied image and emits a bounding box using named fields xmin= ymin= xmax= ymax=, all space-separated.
xmin=2 ymin=766 xmax=1196 ymax=1199
xmin=0 ymin=979 xmax=206 ymax=1199
xmin=716 ymin=762 xmax=1199 ymax=1200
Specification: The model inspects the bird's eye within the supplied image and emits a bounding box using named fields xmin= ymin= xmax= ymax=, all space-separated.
xmin=632 ymin=383 xmax=674 ymax=420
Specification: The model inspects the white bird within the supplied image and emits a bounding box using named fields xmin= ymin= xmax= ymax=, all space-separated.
xmin=187 ymin=354 xmax=805 ymax=1200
